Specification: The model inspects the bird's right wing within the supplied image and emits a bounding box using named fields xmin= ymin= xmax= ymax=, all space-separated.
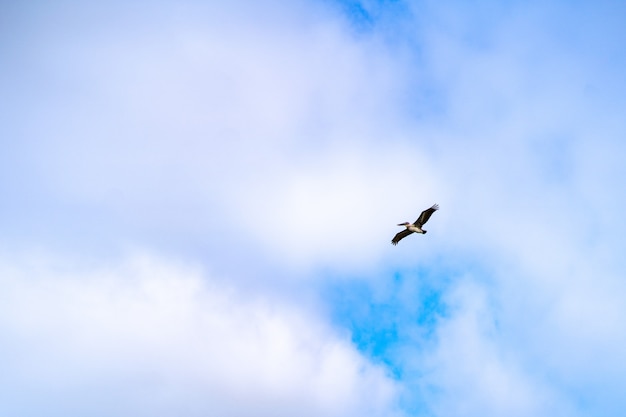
xmin=391 ymin=229 xmax=413 ymax=245
xmin=415 ymin=204 xmax=439 ymax=227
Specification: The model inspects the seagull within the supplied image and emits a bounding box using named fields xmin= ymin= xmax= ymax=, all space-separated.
xmin=391 ymin=204 xmax=439 ymax=245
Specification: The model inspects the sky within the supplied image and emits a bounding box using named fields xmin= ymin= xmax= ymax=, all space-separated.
xmin=1 ymin=0 xmax=626 ymax=416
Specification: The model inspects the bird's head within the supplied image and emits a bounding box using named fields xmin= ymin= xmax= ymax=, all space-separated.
xmin=398 ymin=222 xmax=410 ymax=226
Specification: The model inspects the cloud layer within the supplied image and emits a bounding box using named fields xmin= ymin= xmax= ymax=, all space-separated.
xmin=2 ymin=0 xmax=626 ymax=416
xmin=0 ymin=252 xmax=402 ymax=417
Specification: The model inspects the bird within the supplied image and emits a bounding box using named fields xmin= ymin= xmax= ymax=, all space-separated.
xmin=391 ymin=204 xmax=439 ymax=245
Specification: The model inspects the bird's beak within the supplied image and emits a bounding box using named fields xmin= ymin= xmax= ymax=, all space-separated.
xmin=397 ymin=223 xmax=404 ymax=226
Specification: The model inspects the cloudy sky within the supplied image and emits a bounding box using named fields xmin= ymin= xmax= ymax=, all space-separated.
xmin=1 ymin=0 xmax=626 ymax=416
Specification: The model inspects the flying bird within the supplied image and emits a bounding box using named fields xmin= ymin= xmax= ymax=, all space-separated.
xmin=391 ymin=204 xmax=439 ymax=245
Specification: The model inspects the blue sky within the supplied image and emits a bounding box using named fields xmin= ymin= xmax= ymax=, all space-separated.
xmin=1 ymin=0 xmax=626 ymax=416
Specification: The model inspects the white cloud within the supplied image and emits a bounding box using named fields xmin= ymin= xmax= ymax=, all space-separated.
xmin=414 ymin=279 xmax=580 ymax=417
xmin=1 ymin=0 xmax=429 ymax=272
xmin=0 ymin=251 xmax=403 ymax=417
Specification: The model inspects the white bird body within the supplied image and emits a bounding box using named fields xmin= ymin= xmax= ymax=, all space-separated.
xmin=405 ymin=224 xmax=425 ymax=234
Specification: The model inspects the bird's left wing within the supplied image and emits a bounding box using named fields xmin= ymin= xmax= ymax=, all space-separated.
xmin=415 ymin=204 xmax=439 ymax=227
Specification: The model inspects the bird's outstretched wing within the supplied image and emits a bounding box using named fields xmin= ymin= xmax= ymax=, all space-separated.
xmin=391 ymin=229 xmax=413 ymax=245
xmin=415 ymin=204 xmax=439 ymax=227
